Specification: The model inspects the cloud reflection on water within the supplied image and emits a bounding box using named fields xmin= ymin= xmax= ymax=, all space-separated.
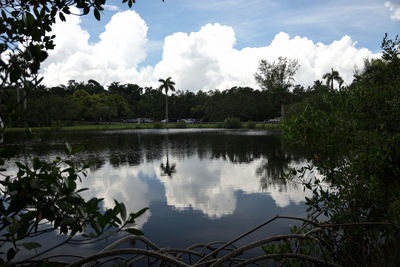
xmin=7 ymin=129 xmax=314 ymax=227
xmin=83 ymin=154 xmax=313 ymax=223
xmin=81 ymin=163 xmax=156 ymax=228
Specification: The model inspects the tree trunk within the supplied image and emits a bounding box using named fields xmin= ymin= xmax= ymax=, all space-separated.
xmin=16 ymin=87 xmax=20 ymax=104
xmin=23 ymin=88 xmax=28 ymax=128
xmin=165 ymin=94 xmax=168 ymax=123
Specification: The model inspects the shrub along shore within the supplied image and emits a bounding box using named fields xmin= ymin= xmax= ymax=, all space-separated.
xmin=6 ymin=122 xmax=280 ymax=132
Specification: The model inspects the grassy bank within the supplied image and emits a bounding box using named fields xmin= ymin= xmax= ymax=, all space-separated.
xmin=7 ymin=123 xmax=280 ymax=132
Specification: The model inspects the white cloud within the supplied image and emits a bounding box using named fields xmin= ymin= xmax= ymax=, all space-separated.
xmin=154 ymin=27 xmax=379 ymax=91
xmin=103 ymin=4 xmax=121 ymax=11
xmin=385 ymin=1 xmax=400 ymax=20
xmin=41 ymin=9 xmax=153 ymax=86
xmin=41 ymin=11 xmax=379 ymax=91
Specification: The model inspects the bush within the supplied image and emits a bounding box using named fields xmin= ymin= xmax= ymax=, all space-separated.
xmin=152 ymin=121 xmax=164 ymax=129
xmin=223 ymin=117 xmax=242 ymax=128
xmin=175 ymin=121 xmax=187 ymax=128
xmin=279 ymin=35 xmax=400 ymax=265
xmin=247 ymin=120 xmax=256 ymax=129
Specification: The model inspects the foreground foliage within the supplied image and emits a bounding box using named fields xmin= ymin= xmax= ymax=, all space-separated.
xmin=277 ymin=34 xmax=400 ymax=266
xmin=0 ymin=137 xmax=148 ymax=264
xmin=0 ymin=0 xmax=151 ymax=264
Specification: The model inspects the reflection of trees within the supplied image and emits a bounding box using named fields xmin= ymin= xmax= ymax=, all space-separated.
xmin=160 ymin=154 xmax=176 ymax=177
xmin=160 ymin=131 xmax=176 ymax=177
xmin=257 ymin=158 xmax=287 ymax=191
xmin=7 ymin=130 xmax=308 ymax=190
xmin=109 ymin=152 xmax=142 ymax=168
xmin=255 ymin=137 xmax=305 ymax=191
xmin=87 ymin=156 xmax=106 ymax=172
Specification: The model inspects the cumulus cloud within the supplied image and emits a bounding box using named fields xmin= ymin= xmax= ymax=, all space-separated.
xmin=41 ymin=8 xmax=154 ymax=86
xmin=154 ymin=26 xmax=379 ymax=90
xmin=385 ymin=1 xmax=400 ymax=20
xmin=41 ymin=10 xmax=379 ymax=91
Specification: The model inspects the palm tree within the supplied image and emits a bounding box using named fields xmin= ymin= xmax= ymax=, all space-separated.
xmin=160 ymin=133 xmax=176 ymax=177
xmin=158 ymin=77 xmax=175 ymax=123
xmin=160 ymin=153 xmax=176 ymax=177
xmin=323 ymin=68 xmax=343 ymax=90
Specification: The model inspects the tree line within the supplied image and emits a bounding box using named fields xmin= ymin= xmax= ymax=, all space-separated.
xmin=3 ymin=76 xmax=337 ymax=127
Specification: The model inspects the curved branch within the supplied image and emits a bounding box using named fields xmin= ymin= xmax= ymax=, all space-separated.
xmin=98 ymin=235 xmax=160 ymax=253
xmin=232 ymin=253 xmax=343 ymax=267
xmin=207 ymin=234 xmax=319 ymax=267
xmin=66 ymin=248 xmax=191 ymax=267
xmin=19 ymin=236 xmax=72 ymax=263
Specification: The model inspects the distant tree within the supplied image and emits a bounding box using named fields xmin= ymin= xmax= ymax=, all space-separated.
xmin=108 ymin=83 xmax=143 ymax=116
xmin=322 ymin=68 xmax=343 ymax=90
xmin=86 ymin=79 xmax=105 ymax=94
xmin=254 ymin=57 xmax=300 ymax=117
xmin=158 ymin=77 xmax=176 ymax=123
xmin=254 ymin=57 xmax=299 ymax=91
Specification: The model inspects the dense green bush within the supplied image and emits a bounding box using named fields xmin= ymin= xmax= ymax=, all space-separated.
xmin=246 ymin=120 xmax=256 ymax=129
xmin=175 ymin=120 xmax=187 ymax=128
xmin=223 ymin=117 xmax=242 ymax=128
xmin=277 ymin=34 xmax=400 ymax=266
xmin=152 ymin=121 xmax=164 ymax=129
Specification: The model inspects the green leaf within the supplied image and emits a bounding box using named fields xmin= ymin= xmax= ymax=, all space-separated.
xmin=126 ymin=228 xmax=143 ymax=236
xmin=64 ymin=142 xmax=72 ymax=154
xmin=72 ymin=146 xmax=85 ymax=154
xmin=132 ymin=207 xmax=148 ymax=219
xmin=262 ymin=244 xmax=277 ymax=254
xmin=94 ymin=8 xmax=100 ymax=21
xmin=33 ymin=157 xmax=41 ymax=170
xmin=75 ymin=187 xmax=89 ymax=193
xmin=19 ymin=242 xmax=42 ymax=250
xmin=25 ymin=12 xmax=35 ymax=27
xmin=65 ymin=160 xmax=75 ymax=167
xmin=83 ymin=7 xmax=90 ymax=15
xmin=7 ymin=248 xmax=16 ymax=261
xmin=10 ymin=68 xmax=21 ymax=82
xmin=119 ymin=202 xmax=127 ymax=222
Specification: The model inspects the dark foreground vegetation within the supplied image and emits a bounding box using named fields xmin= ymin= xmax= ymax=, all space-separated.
xmin=276 ymin=34 xmax=400 ymax=266
xmin=0 ymin=0 xmax=399 ymax=265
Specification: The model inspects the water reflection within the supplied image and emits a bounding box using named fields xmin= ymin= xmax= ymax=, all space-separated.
xmin=5 ymin=129 xmax=312 ymax=224
xmin=80 ymin=162 xmax=154 ymax=229
xmin=160 ymin=132 xmax=176 ymax=177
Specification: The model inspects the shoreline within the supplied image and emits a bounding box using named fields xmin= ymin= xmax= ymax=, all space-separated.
xmin=6 ymin=123 xmax=280 ymax=132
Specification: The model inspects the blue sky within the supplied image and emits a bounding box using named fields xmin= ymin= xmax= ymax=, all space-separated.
xmin=83 ymin=0 xmax=398 ymax=60
xmin=41 ymin=0 xmax=400 ymax=90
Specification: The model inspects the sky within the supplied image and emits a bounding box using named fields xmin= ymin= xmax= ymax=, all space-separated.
xmin=40 ymin=0 xmax=400 ymax=92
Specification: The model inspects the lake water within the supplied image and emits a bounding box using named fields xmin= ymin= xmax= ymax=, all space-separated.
xmin=4 ymin=128 xmax=313 ymax=262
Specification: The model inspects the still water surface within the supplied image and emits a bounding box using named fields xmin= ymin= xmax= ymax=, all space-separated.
xmin=5 ymin=129 xmax=312 ymax=258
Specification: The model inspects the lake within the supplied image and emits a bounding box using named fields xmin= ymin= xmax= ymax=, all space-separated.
xmin=4 ymin=128 xmax=313 ymax=262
